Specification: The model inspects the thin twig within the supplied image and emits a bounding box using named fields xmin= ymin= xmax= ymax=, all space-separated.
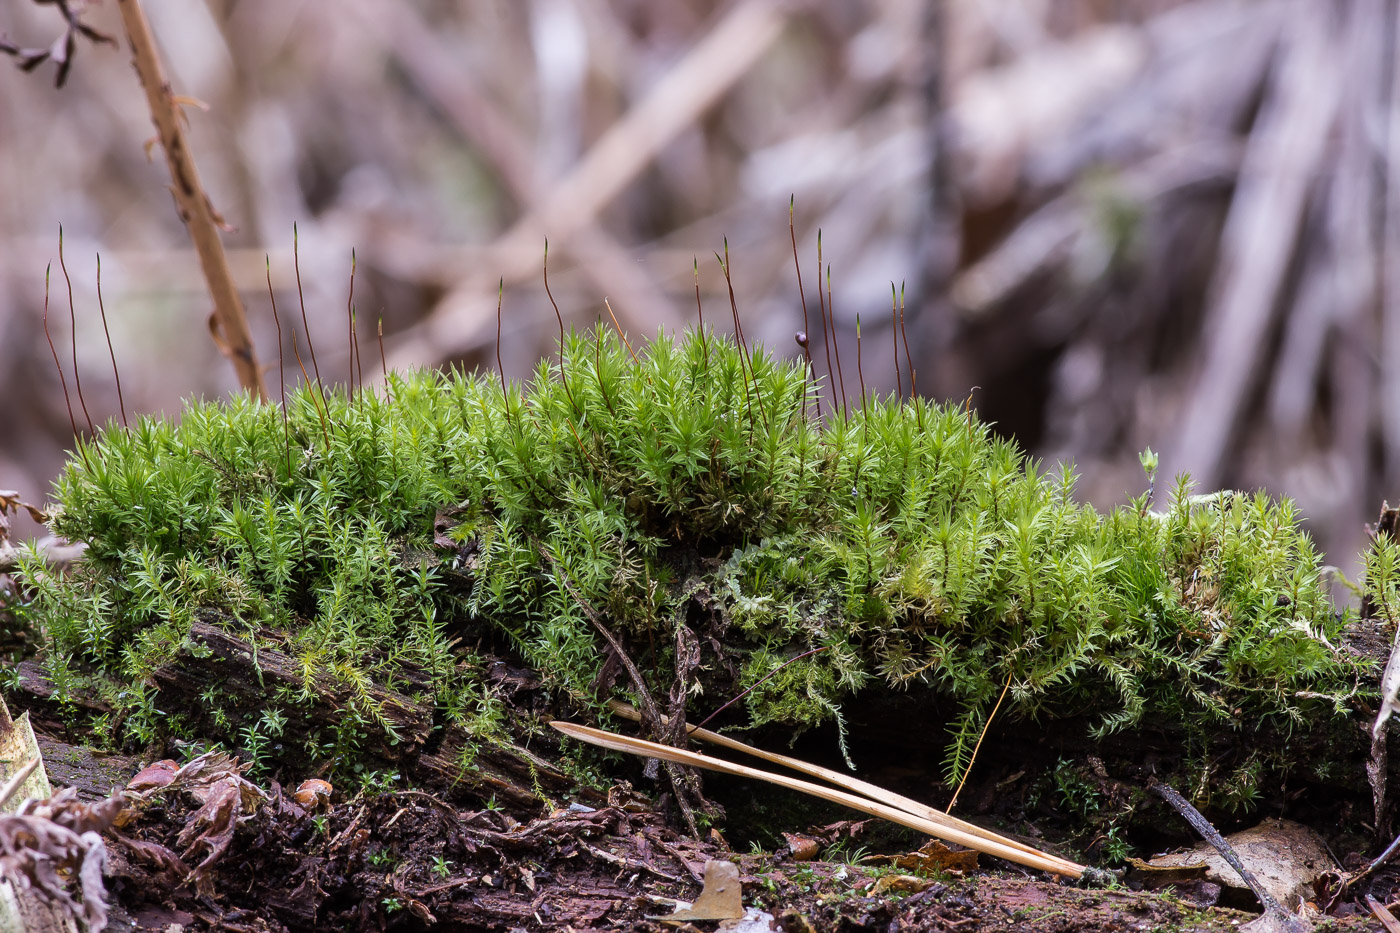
xmin=1149 ymin=781 xmax=1298 ymax=925
xmin=604 ymin=299 xmax=639 ymax=364
xmin=495 ymin=277 xmax=507 ymax=402
xmin=347 ymin=249 xmax=359 ymax=403
xmin=694 ymin=646 xmax=828 ymax=732
xmin=0 ymin=759 xmax=40 ymax=811
xmin=855 ymin=313 xmax=866 ymax=412
xmin=816 ymin=230 xmax=837 ymax=418
xmin=716 ymin=249 xmax=756 ymax=430
xmin=790 ymin=197 xmax=817 ymax=417
xmin=899 ymin=282 xmax=914 ymax=399
xmin=537 ymin=542 xmax=703 ymax=839
xmin=554 ymin=721 xmax=1086 ymax=880
xmin=115 ymin=0 xmax=265 ymax=398
xmin=693 ymin=258 xmax=709 ymax=369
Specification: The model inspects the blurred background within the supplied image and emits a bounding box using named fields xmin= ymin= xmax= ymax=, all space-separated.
xmin=0 ymin=0 xmax=1390 ymax=590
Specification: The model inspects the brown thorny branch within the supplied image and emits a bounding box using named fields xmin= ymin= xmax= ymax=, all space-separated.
xmin=114 ymin=0 xmax=266 ymax=399
xmin=4 ymin=0 xmax=266 ymax=397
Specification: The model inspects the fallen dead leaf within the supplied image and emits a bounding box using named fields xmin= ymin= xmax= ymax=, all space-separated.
xmin=870 ymin=873 xmax=938 ymax=896
xmin=1147 ymin=818 xmax=1335 ymax=911
xmin=653 ymin=858 xmax=745 ymax=921
xmin=863 ymin=839 xmax=979 ymax=874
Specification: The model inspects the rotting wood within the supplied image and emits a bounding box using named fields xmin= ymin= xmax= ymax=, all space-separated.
xmin=145 ymin=620 xmax=580 ymax=810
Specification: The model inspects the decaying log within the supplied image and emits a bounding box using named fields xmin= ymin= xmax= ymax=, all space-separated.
xmin=149 ymin=620 xmax=583 ymax=810
xmin=7 ymin=620 xmax=585 ymax=811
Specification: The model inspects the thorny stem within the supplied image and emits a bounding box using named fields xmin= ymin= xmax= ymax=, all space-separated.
xmin=266 ymin=258 xmax=292 ymax=476
xmin=116 ymin=0 xmax=265 ymax=398
xmin=57 ymin=226 xmax=94 ymax=434
xmin=95 ymin=253 xmax=127 ymax=427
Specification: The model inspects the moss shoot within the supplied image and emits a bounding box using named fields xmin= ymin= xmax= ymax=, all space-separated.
xmin=19 ymin=327 xmax=1369 ymax=790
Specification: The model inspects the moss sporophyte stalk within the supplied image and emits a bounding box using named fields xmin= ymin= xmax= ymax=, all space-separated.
xmin=19 ymin=327 xmax=1370 ymax=789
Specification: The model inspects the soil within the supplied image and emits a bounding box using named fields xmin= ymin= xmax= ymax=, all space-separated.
xmin=7 ymin=734 xmax=1390 ymax=933
xmin=6 ymin=611 xmax=1399 ymax=931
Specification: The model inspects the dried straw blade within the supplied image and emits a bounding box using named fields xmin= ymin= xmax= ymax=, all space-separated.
xmin=605 ymin=700 xmax=1050 ymax=862
xmin=550 ymin=720 xmax=1084 ymax=879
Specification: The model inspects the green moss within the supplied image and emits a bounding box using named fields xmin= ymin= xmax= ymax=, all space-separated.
xmin=19 ymin=327 xmax=1369 ymax=786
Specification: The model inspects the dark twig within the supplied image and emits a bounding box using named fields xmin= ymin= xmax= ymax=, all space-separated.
xmin=119 ymin=0 xmax=265 ymax=398
xmin=722 ymin=238 xmax=755 ymax=375
xmin=855 ymin=313 xmax=867 ymax=412
xmin=694 ymin=645 xmax=829 ymax=733
xmin=0 ymin=0 xmax=115 ymax=88
xmin=57 ymin=227 xmax=93 ymax=435
xmin=346 ymin=249 xmax=359 ymax=403
xmin=266 ymin=258 xmax=292 ymax=476
xmin=95 ymin=253 xmax=127 ymax=427
xmin=1149 ymin=781 xmax=1301 ymax=927
xmin=43 ymin=264 xmax=79 ymax=442
xmin=538 ymin=542 xmax=704 ymax=839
